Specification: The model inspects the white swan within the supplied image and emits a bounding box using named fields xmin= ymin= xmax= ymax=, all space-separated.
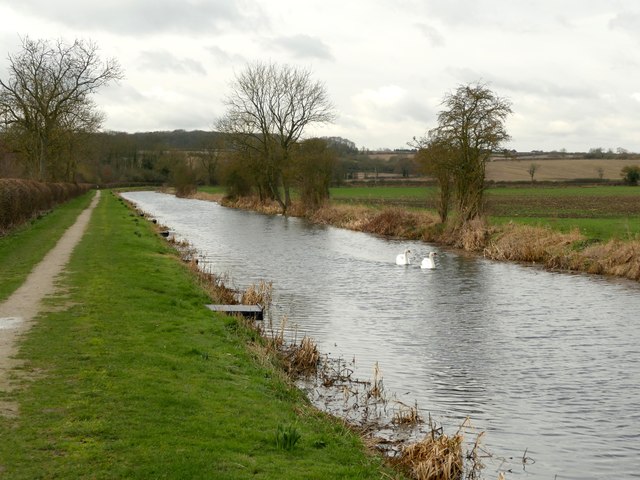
xmin=395 ymin=249 xmax=411 ymax=265
xmin=420 ymin=252 xmax=437 ymax=269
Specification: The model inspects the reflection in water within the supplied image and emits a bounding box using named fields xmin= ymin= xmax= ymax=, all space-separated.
xmin=123 ymin=191 xmax=640 ymax=479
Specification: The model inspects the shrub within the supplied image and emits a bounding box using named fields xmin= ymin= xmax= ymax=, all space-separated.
xmin=621 ymin=165 xmax=640 ymax=185
xmin=0 ymin=179 xmax=91 ymax=233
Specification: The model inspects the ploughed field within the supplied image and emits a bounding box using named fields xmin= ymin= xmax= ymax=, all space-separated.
xmin=485 ymin=190 xmax=640 ymax=218
xmin=331 ymin=186 xmax=640 ymax=217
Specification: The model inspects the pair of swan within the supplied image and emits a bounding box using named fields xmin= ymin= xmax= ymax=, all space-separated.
xmin=395 ymin=249 xmax=437 ymax=269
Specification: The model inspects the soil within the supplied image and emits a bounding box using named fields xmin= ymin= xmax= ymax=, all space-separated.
xmin=0 ymin=191 xmax=100 ymax=418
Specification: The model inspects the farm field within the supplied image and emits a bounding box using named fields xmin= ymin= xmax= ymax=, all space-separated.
xmin=485 ymin=157 xmax=640 ymax=182
xmin=330 ymin=185 xmax=640 ymax=240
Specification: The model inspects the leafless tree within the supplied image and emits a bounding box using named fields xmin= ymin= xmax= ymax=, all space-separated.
xmin=0 ymin=37 xmax=123 ymax=180
xmin=528 ymin=163 xmax=540 ymax=183
xmin=217 ymin=62 xmax=335 ymax=214
xmin=428 ymin=82 xmax=512 ymax=223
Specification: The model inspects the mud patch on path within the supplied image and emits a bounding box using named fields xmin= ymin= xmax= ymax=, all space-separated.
xmin=0 ymin=191 xmax=100 ymax=418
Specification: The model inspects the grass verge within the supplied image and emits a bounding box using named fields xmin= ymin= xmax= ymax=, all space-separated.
xmin=0 ymin=190 xmax=401 ymax=479
xmin=0 ymin=191 xmax=95 ymax=302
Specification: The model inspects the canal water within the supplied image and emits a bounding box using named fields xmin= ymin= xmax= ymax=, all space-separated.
xmin=122 ymin=191 xmax=640 ymax=479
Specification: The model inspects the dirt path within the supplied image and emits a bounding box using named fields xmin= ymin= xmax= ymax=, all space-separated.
xmin=0 ymin=191 xmax=100 ymax=417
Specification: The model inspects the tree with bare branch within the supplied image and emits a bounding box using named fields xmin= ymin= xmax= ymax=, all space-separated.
xmin=428 ymin=82 xmax=512 ymax=223
xmin=0 ymin=37 xmax=123 ymax=180
xmin=217 ymin=62 xmax=335 ymax=214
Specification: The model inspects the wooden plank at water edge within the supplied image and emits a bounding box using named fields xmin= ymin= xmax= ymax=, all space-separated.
xmin=206 ymin=304 xmax=264 ymax=320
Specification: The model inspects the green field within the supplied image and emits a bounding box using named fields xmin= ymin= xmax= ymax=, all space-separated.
xmin=330 ymin=185 xmax=640 ymax=240
xmin=0 ymin=191 xmax=399 ymax=479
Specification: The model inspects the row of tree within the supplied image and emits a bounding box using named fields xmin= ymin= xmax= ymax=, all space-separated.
xmin=1 ymin=36 xmax=517 ymax=224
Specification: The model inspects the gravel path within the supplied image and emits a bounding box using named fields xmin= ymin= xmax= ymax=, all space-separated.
xmin=0 ymin=191 xmax=100 ymax=417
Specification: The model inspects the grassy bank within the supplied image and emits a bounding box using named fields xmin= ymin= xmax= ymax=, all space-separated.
xmin=0 ymin=191 xmax=400 ymax=479
xmin=0 ymin=191 xmax=95 ymax=302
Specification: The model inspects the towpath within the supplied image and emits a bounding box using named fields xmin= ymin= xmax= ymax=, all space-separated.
xmin=0 ymin=191 xmax=100 ymax=417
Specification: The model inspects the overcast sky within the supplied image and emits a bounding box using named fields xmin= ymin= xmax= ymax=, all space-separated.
xmin=1 ymin=0 xmax=640 ymax=152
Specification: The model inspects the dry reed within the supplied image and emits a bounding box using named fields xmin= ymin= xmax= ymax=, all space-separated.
xmin=392 ymin=401 xmax=423 ymax=426
xmin=240 ymin=280 xmax=273 ymax=307
xmin=392 ymin=421 xmax=464 ymax=480
xmin=573 ymin=239 xmax=640 ymax=280
xmin=484 ymin=223 xmax=583 ymax=263
xmin=282 ymin=336 xmax=320 ymax=376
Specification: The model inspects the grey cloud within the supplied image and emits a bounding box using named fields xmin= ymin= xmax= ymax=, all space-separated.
xmin=1 ymin=0 xmax=263 ymax=35
xmin=488 ymin=77 xmax=597 ymax=100
xmin=421 ymin=0 xmax=608 ymax=32
xmin=138 ymin=50 xmax=207 ymax=75
xmin=414 ymin=23 xmax=445 ymax=46
xmin=269 ymin=34 xmax=334 ymax=60
xmin=207 ymin=45 xmax=247 ymax=65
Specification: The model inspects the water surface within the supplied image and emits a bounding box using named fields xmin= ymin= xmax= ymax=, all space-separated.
xmin=123 ymin=191 xmax=640 ymax=479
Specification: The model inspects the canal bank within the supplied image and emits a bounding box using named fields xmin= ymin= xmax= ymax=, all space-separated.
xmin=0 ymin=191 xmax=402 ymax=479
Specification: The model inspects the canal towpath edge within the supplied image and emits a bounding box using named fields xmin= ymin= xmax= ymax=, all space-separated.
xmin=0 ymin=190 xmax=101 ymax=418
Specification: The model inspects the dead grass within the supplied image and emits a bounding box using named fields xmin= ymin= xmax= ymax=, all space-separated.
xmin=281 ymin=336 xmax=320 ymax=376
xmin=484 ymin=223 xmax=583 ymax=263
xmin=392 ymin=401 xmax=423 ymax=426
xmin=391 ymin=422 xmax=464 ymax=480
xmin=240 ymin=280 xmax=273 ymax=306
xmin=573 ymin=239 xmax=640 ymax=280
xmin=220 ymin=195 xmax=282 ymax=215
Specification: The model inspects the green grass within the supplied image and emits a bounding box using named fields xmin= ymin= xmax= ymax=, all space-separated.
xmin=330 ymin=185 xmax=433 ymax=201
xmin=0 ymin=190 xmax=399 ymax=479
xmin=490 ymin=216 xmax=640 ymax=241
xmin=0 ymin=191 xmax=95 ymax=302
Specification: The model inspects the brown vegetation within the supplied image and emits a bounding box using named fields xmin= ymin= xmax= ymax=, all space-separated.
xmin=391 ymin=425 xmax=464 ymax=480
xmin=0 ymin=179 xmax=91 ymax=234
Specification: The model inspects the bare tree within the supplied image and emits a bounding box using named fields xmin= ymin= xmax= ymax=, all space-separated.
xmin=428 ymin=82 xmax=512 ymax=223
xmin=217 ymin=62 xmax=335 ymax=214
xmin=0 ymin=37 xmax=123 ymax=180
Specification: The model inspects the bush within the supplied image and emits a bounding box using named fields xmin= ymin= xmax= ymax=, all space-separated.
xmin=621 ymin=165 xmax=640 ymax=185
